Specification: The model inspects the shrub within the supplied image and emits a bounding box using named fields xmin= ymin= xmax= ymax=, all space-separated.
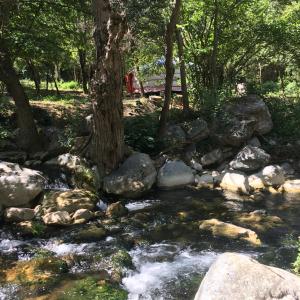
xmin=59 ymin=81 xmax=81 ymax=91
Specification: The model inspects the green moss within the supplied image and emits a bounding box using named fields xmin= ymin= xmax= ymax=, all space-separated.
xmin=58 ymin=277 xmax=128 ymax=300
xmin=293 ymin=242 xmax=300 ymax=274
xmin=111 ymin=250 xmax=133 ymax=269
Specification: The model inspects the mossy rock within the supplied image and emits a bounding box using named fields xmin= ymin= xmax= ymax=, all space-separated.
xmin=58 ymin=277 xmax=128 ymax=300
xmin=74 ymin=225 xmax=107 ymax=242
xmin=5 ymin=257 xmax=68 ymax=284
xmin=111 ymin=250 xmax=133 ymax=269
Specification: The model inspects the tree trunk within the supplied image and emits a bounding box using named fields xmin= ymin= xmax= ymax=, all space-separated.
xmin=46 ymin=73 xmax=49 ymax=91
xmin=210 ymin=0 xmax=220 ymax=94
xmin=27 ymin=60 xmax=41 ymax=95
xmin=158 ymin=0 xmax=181 ymax=138
xmin=0 ymin=45 xmax=41 ymax=152
xmin=52 ymin=72 xmax=60 ymax=96
xmin=176 ymin=27 xmax=189 ymax=113
xmin=91 ymin=0 xmax=126 ymax=174
xmin=79 ymin=49 xmax=89 ymax=94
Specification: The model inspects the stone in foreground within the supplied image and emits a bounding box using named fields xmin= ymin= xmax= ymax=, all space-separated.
xmin=0 ymin=161 xmax=45 ymax=207
xmin=283 ymin=180 xmax=300 ymax=193
xmin=103 ymin=153 xmax=157 ymax=198
xmin=220 ymin=171 xmax=249 ymax=194
xmin=157 ymin=160 xmax=195 ymax=189
xmin=199 ymin=219 xmax=261 ymax=246
xmin=194 ymin=252 xmax=300 ymax=300
xmin=262 ymin=165 xmax=285 ymax=186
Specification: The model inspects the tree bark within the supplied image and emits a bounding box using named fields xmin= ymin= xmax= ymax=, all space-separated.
xmin=210 ymin=0 xmax=220 ymax=94
xmin=27 ymin=59 xmax=41 ymax=95
xmin=0 ymin=45 xmax=42 ymax=152
xmin=79 ymin=49 xmax=89 ymax=94
xmin=176 ymin=27 xmax=189 ymax=113
xmin=158 ymin=0 xmax=181 ymax=138
xmin=91 ymin=0 xmax=126 ymax=174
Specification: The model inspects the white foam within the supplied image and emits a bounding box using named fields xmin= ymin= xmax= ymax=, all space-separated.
xmin=125 ymin=200 xmax=160 ymax=212
xmin=42 ymin=240 xmax=95 ymax=256
xmin=123 ymin=244 xmax=218 ymax=300
xmin=0 ymin=239 xmax=25 ymax=253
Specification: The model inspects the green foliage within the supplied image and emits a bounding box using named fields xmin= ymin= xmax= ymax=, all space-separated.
xmin=124 ymin=113 xmax=159 ymax=153
xmin=265 ymin=97 xmax=300 ymax=140
xmin=58 ymin=81 xmax=81 ymax=91
xmin=111 ymin=250 xmax=133 ymax=269
xmin=59 ymin=277 xmax=128 ymax=300
xmin=293 ymin=241 xmax=300 ymax=274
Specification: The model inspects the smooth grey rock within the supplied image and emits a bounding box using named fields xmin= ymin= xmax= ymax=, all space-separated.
xmin=0 ymin=161 xmax=45 ymax=207
xmin=230 ymin=146 xmax=270 ymax=172
xmin=157 ymin=160 xmax=195 ymax=188
xmin=103 ymin=153 xmax=157 ymax=198
xmin=194 ymin=253 xmax=300 ymax=300
xmin=220 ymin=171 xmax=249 ymax=194
xmin=262 ymin=165 xmax=285 ymax=186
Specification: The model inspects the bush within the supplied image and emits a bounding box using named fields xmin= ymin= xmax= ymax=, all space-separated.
xmin=59 ymin=81 xmax=81 ymax=90
xmin=285 ymin=81 xmax=300 ymax=96
xmin=265 ymin=97 xmax=300 ymax=140
xmin=124 ymin=113 xmax=159 ymax=154
xmin=293 ymin=241 xmax=300 ymax=274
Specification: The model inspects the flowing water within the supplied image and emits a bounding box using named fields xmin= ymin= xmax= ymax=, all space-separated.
xmin=0 ymin=187 xmax=299 ymax=300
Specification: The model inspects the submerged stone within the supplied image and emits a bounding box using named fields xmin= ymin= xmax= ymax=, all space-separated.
xmin=199 ymin=218 xmax=261 ymax=246
xmin=5 ymin=257 xmax=68 ymax=284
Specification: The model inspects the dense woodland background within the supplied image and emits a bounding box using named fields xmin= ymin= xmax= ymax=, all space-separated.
xmin=0 ymin=0 xmax=299 ymax=163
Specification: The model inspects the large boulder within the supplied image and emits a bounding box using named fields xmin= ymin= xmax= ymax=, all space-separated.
xmin=181 ymin=118 xmax=209 ymax=141
xmin=103 ymin=153 xmax=157 ymax=198
xmin=194 ymin=253 xmax=300 ymax=300
xmin=0 ymin=161 xmax=45 ymax=207
xmin=229 ymin=146 xmax=270 ymax=172
xmin=214 ymin=119 xmax=256 ymax=147
xmin=199 ymin=219 xmax=261 ymax=246
xmin=225 ymin=94 xmax=273 ymax=135
xmin=220 ymin=171 xmax=250 ymax=194
xmin=157 ymin=160 xmax=195 ymax=189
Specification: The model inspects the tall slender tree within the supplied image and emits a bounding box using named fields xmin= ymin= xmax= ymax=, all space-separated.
xmin=0 ymin=1 xmax=41 ymax=152
xmin=158 ymin=0 xmax=181 ymax=138
xmin=91 ymin=0 xmax=127 ymax=174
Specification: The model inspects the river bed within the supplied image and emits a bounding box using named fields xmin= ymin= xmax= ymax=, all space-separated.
xmin=0 ymin=188 xmax=299 ymax=299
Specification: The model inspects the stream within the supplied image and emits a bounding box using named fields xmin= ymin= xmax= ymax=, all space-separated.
xmin=0 ymin=186 xmax=299 ymax=299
